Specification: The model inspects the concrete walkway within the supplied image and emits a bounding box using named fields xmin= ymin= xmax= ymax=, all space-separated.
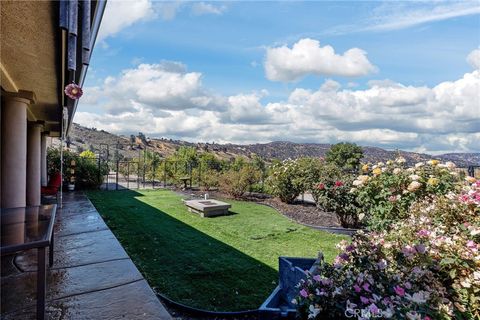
xmin=1 ymin=192 xmax=172 ymax=320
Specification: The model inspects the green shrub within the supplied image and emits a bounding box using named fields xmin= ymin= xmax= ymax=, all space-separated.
xmin=47 ymin=147 xmax=107 ymax=190
xmin=200 ymin=169 xmax=220 ymax=191
xmin=325 ymin=142 xmax=363 ymax=171
xmin=219 ymin=165 xmax=261 ymax=198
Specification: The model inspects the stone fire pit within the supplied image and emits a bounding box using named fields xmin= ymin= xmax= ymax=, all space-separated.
xmin=184 ymin=199 xmax=231 ymax=217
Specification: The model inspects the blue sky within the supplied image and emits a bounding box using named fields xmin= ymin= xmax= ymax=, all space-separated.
xmin=78 ymin=1 xmax=480 ymax=154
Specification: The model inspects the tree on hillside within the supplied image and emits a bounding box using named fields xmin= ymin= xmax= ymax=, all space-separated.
xmin=199 ymin=152 xmax=222 ymax=171
xmin=173 ymin=146 xmax=198 ymax=167
xmin=325 ymin=142 xmax=363 ymax=171
xmin=138 ymin=132 xmax=148 ymax=145
xmin=130 ymin=135 xmax=136 ymax=147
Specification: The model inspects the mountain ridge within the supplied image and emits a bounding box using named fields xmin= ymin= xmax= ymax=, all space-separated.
xmin=61 ymin=123 xmax=480 ymax=167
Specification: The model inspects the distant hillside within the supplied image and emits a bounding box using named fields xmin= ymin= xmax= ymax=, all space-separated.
xmin=54 ymin=123 xmax=480 ymax=167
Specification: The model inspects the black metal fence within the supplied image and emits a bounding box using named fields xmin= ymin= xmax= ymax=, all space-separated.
xmin=99 ymin=158 xmax=216 ymax=191
xmin=92 ymin=144 xmax=480 ymax=191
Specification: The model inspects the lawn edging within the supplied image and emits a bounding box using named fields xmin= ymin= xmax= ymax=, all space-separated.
xmin=157 ymin=292 xmax=260 ymax=319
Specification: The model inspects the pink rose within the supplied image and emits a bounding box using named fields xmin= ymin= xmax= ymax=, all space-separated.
xmin=300 ymin=289 xmax=308 ymax=298
xmin=394 ymin=285 xmax=405 ymax=297
xmin=415 ymin=244 xmax=426 ymax=254
xmin=360 ymin=296 xmax=370 ymax=304
xmin=362 ymin=283 xmax=371 ymax=292
xmin=316 ymin=183 xmax=325 ymax=190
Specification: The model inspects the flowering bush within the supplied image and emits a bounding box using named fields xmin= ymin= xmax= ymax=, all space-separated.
xmin=352 ymin=159 xmax=462 ymax=230
xmin=294 ymin=180 xmax=480 ymax=320
xmin=311 ymin=164 xmax=361 ymax=228
xmin=267 ymin=158 xmax=322 ymax=203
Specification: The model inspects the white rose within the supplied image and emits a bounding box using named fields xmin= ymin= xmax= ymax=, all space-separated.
xmin=445 ymin=161 xmax=456 ymax=169
xmin=352 ymin=180 xmax=363 ymax=186
xmin=407 ymin=181 xmax=422 ymax=192
xmin=409 ymin=174 xmax=420 ymax=181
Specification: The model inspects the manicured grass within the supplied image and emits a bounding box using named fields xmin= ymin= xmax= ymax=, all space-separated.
xmin=86 ymin=189 xmax=347 ymax=311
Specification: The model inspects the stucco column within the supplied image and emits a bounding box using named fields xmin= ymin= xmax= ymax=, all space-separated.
xmin=26 ymin=122 xmax=43 ymax=206
xmin=1 ymin=93 xmax=34 ymax=208
xmin=41 ymin=133 xmax=48 ymax=186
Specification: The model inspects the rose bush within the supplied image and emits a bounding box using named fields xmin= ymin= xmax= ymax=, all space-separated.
xmin=352 ymin=159 xmax=462 ymax=230
xmin=294 ymin=178 xmax=480 ymax=320
xmin=267 ymin=158 xmax=322 ymax=203
xmin=311 ymin=164 xmax=361 ymax=228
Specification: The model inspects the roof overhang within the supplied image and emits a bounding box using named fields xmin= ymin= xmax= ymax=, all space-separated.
xmin=0 ymin=0 xmax=106 ymax=137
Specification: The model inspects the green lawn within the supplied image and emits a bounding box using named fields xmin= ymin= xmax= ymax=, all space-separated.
xmin=86 ymin=189 xmax=346 ymax=311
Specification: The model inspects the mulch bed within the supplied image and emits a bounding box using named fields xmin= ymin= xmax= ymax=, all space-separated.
xmin=176 ymin=188 xmax=341 ymax=228
xmin=261 ymin=197 xmax=341 ymax=227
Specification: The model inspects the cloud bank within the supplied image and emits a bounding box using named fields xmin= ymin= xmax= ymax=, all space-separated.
xmin=78 ymin=48 xmax=480 ymax=154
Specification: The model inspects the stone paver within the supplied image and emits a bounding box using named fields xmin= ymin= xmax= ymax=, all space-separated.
xmin=15 ymin=229 xmax=129 ymax=271
xmin=54 ymin=209 xmax=109 ymax=237
xmin=2 ymin=280 xmax=172 ymax=320
xmin=1 ymin=191 xmax=172 ymax=320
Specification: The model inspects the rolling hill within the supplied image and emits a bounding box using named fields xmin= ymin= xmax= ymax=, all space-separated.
xmin=53 ymin=123 xmax=480 ymax=167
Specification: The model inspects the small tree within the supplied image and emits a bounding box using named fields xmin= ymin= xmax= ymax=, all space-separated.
xmin=325 ymin=142 xmax=363 ymax=171
xmin=130 ymin=134 xmax=136 ymax=148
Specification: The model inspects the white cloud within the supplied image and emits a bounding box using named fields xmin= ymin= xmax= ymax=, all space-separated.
xmin=97 ymin=0 xmax=155 ymax=42
xmin=98 ymin=61 xmax=226 ymax=113
xmin=155 ymin=1 xmax=185 ymax=21
xmin=365 ymin=1 xmax=480 ymax=32
xmin=320 ymin=1 xmax=480 ymax=36
xmin=191 ymin=2 xmax=227 ymax=16
xmin=467 ymin=48 xmax=480 ymax=69
xmin=77 ymin=55 xmax=480 ymax=154
xmin=264 ymin=38 xmax=377 ymax=82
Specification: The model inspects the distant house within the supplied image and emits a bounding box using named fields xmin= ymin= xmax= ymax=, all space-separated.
xmin=1 ymin=0 xmax=106 ymax=208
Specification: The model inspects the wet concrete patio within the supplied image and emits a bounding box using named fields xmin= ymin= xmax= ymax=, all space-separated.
xmin=1 ymin=192 xmax=172 ymax=319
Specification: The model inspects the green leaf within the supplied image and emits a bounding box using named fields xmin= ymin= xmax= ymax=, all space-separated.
xmin=449 ymin=269 xmax=456 ymax=279
xmin=440 ymin=257 xmax=455 ymax=265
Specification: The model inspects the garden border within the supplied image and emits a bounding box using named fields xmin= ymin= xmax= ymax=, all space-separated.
xmin=256 ymin=202 xmax=359 ymax=236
